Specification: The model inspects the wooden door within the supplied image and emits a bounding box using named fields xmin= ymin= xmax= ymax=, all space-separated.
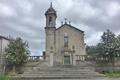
xmin=64 ymin=56 xmax=70 ymax=65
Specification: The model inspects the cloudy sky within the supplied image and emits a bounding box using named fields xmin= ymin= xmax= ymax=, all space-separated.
xmin=0 ymin=0 xmax=120 ymax=55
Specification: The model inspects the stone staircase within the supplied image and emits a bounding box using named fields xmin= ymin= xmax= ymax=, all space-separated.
xmin=14 ymin=65 xmax=109 ymax=80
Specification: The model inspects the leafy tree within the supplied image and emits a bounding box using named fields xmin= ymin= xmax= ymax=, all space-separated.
xmin=5 ymin=37 xmax=30 ymax=73
xmin=115 ymin=35 xmax=120 ymax=56
xmin=96 ymin=43 xmax=104 ymax=55
xmin=86 ymin=45 xmax=98 ymax=55
xmin=86 ymin=29 xmax=120 ymax=71
xmin=101 ymin=29 xmax=120 ymax=57
xmin=101 ymin=30 xmax=116 ymax=56
xmin=99 ymin=29 xmax=120 ymax=71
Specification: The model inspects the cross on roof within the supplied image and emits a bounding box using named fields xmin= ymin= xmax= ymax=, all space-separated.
xmin=69 ymin=21 xmax=71 ymax=25
xmin=65 ymin=18 xmax=67 ymax=24
xmin=50 ymin=0 xmax=53 ymax=8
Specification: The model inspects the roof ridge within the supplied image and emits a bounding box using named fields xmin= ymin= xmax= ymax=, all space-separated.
xmin=56 ymin=24 xmax=84 ymax=33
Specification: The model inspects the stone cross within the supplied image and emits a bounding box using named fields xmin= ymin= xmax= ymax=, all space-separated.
xmin=61 ymin=21 xmax=63 ymax=25
xmin=65 ymin=18 xmax=67 ymax=24
xmin=69 ymin=21 xmax=71 ymax=25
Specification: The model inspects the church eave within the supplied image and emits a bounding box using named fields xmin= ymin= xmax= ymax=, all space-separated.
xmin=0 ymin=35 xmax=10 ymax=41
xmin=56 ymin=24 xmax=84 ymax=33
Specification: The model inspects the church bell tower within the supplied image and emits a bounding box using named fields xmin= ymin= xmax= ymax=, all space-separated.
xmin=45 ymin=2 xmax=57 ymax=27
xmin=45 ymin=2 xmax=57 ymax=66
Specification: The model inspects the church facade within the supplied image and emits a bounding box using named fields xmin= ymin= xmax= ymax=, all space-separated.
xmin=44 ymin=3 xmax=86 ymax=66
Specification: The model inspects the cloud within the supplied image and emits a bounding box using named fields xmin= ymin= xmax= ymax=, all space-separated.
xmin=0 ymin=0 xmax=120 ymax=55
xmin=0 ymin=3 xmax=17 ymax=17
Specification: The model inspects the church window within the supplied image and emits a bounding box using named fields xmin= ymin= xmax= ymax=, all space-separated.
xmin=64 ymin=36 xmax=68 ymax=47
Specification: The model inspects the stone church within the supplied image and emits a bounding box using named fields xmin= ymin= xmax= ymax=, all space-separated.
xmin=44 ymin=3 xmax=86 ymax=66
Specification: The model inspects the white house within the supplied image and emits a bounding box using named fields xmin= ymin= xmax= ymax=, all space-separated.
xmin=0 ymin=35 xmax=10 ymax=74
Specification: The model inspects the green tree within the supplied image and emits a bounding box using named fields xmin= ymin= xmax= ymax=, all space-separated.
xmin=100 ymin=29 xmax=120 ymax=71
xmin=115 ymin=35 xmax=120 ymax=56
xmin=86 ymin=45 xmax=98 ymax=55
xmin=86 ymin=29 xmax=120 ymax=71
xmin=5 ymin=37 xmax=30 ymax=74
xmin=101 ymin=29 xmax=116 ymax=56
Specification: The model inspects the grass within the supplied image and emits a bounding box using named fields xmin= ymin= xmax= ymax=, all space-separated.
xmin=101 ymin=71 xmax=120 ymax=78
xmin=0 ymin=75 xmax=12 ymax=80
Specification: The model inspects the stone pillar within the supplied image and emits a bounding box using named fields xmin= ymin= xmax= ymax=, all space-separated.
xmin=43 ymin=51 xmax=46 ymax=61
xmin=72 ymin=46 xmax=76 ymax=66
xmin=0 ymin=54 xmax=2 ymax=75
xmin=0 ymin=52 xmax=5 ymax=75
xmin=50 ymin=52 xmax=54 ymax=66
xmin=73 ymin=55 xmax=76 ymax=66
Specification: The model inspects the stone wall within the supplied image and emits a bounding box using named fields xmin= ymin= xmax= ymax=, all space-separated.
xmin=55 ymin=24 xmax=86 ymax=65
xmin=76 ymin=55 xmax=120 ymax=72
xmin=0 ymin=38 xmax=10 ymax=74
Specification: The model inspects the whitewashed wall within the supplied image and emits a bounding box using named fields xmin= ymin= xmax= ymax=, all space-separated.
xmin=0 ymin=38 xmax=9 ymax=74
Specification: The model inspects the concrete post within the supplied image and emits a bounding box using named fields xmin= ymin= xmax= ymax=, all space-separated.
xmin=50 ymin=52 xmax=54 ymax=66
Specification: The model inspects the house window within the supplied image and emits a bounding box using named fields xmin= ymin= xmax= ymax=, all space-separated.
xmin=64 ymin=35 xmax=68 ymax=47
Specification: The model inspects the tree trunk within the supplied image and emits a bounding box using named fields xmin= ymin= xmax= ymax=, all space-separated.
xmin=13 ymin=65 xmax=16 ymax=72
xmin=111 ymin=55 xmax=115 ymax=72
xmin=112 ymin=56 xmax=115 ymax=71
xmin=11 ymin=65 xmax=16 ymax=75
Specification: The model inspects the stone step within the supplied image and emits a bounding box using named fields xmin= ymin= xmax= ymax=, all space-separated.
xmin=16 ymin=66 xmax=108 ymax=80
xmin=33 ymin=66 xmax=94 ymax=69
xmin=32 ymin=67 xmax=94 ymax=71
xmin=22 ymin=70 xmax=104 ymax=77
xmin=22 ymin=74 xmax=103 ymax=78
xmin=30 ymin=69 xmax=93 ymax=72
xmin=24 ymin=69 xmax=97 ymax=74
xmin=22 ymin=72 xmax=103 ymax=76
xmin=13 ymin=77 xmax=108 ymax=80
xmin=25 ymin=71 xmax=94 ymax=74
xmin=33 ymin=68 xmax=93 ymax=71
xmin=15 ymin=76 xmax=109 ymax=80
xmin=25 ymin=71 xmax=97 ymax=74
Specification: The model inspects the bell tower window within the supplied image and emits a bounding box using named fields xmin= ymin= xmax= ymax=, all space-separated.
xmin=49 ymin=16 xmax=52 ymax=25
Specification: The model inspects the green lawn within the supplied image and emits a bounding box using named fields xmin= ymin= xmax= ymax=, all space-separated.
xmin=0 ymin=75 xmax=12 ymax=80
xmin=101 ymin=71 xmax=120 ymax=78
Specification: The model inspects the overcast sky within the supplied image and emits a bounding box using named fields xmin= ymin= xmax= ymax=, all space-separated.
xmin=0 ymin=0 xmax=120 ymax=55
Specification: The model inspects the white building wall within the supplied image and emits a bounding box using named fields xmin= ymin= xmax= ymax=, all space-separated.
xmin=0 ymin=39 xmax=2 ymax=66
xmin=0 ymin=38 xmax=9 ymax=74
xmin=1 ymin=39 xmax=9 ymax=53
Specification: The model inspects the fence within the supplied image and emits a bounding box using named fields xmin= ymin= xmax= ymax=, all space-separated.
xmin=76 ymin=55 xmax=114 ymax=62
xmin=76 ymin=55 xmax=120 ymax=71
xmin=27 ymin=56 xmax=44 ymax=62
